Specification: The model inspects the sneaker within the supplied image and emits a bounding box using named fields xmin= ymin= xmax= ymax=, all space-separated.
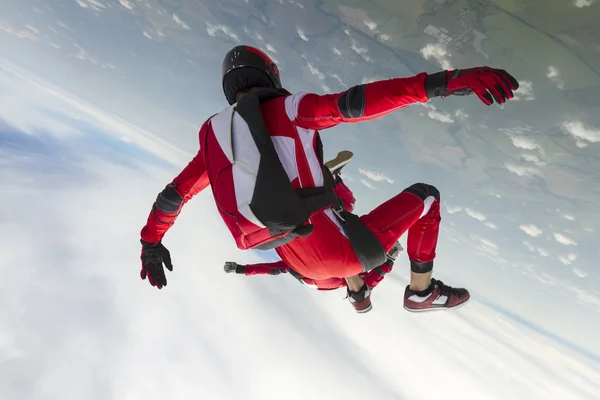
xmin=347 ymin=283 xmax=372 ymax=313
xmin=403 ymin=278 xmax=470 ymax=312
xmin=324 ymin=150 xmax=354 ymax=177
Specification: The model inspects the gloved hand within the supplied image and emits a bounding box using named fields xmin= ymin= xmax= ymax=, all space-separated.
xmin=268 ymin=268 xmax=288 ymax=275
xmin=224 ymin=261 xmax=241 ymax=274
xmin=387 ymin=241 xmax=403 ymax=262
xmin=425 ymin=67 xmax=520 ymax=106
xmin=140 ymin=239 xmax=173 ymax=289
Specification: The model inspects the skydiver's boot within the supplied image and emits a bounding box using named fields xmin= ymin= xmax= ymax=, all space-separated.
xmin=324 ymin=150 xmax=354 ymax=178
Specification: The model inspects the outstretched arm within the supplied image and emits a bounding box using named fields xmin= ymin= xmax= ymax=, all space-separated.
xmin=286 ymin=73 xmax=428 ymax=130
xmin=286 ymin=67 xmax=519 ymax=131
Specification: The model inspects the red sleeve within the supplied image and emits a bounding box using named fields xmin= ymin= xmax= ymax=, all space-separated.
xmin=362 ymin=261 xmax=393 ymax=289
xmin=288 ymin=73 xmax=429 ymax=130
xmin=243 ymin=260 xmax=289 ymax=275
xmin=140 ymin=125 xmax=211 ymax=243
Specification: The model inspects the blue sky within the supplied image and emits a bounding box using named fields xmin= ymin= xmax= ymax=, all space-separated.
xmin=1 ymin=1 xmax=600 ymax=399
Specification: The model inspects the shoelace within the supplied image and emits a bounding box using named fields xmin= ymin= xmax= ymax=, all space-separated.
xmin=432 ymin=279 xmax=458 ymax=298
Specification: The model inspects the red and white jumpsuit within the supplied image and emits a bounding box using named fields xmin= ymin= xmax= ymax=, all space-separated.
xmin=141 ymin=73 xmax=441 ymax=280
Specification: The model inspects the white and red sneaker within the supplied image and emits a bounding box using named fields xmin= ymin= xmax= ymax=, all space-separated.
xmin=347 ymin=283 xmax=373 ymax=313
xmin=324 ymin=150 xmax=354 ymax=177
xmin=403 ymin=279 xmax=470 ymax=312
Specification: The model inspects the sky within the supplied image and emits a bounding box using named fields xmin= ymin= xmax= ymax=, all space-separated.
xmin=1 ymin=0 xmax=600 ymax=399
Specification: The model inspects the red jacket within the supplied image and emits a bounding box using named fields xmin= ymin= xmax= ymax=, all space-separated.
xmin=141 ymin=73 xmax=429 ymax=280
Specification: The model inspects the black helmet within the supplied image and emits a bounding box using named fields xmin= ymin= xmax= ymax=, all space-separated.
xmin=222 ymin=45 xmax=282 ymax=105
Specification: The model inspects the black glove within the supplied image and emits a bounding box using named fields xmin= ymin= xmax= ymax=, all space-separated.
xmin=140 ymin=239 xmax=173 ymax=289
xmin=425 ymin=67 xmax=520 ymax=106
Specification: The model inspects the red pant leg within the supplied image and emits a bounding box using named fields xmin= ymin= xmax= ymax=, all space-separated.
xmin=360 ymin=183 xmax=441 ymax=264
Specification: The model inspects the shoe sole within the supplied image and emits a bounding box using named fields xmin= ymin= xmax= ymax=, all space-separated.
xmin=403 ymin=298 xmax=470 ymax=313
xmin=324 ymin=150 xmax=354 ymax=173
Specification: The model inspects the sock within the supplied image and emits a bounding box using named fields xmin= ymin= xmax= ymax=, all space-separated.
xmin=413 ymin=281 xmax=434 ymax=297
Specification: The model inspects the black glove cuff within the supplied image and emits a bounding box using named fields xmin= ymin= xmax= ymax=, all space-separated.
xmin=235 ymin=264 xmax=246 ymax=274
xmin=424 ymin=71 xmax=448 ymax=98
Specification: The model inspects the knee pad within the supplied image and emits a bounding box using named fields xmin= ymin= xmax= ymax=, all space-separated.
xmin=402 ymin=183 xmax=440 ymax=201
xmin=410 ymin=260 xmax=434 ymax=273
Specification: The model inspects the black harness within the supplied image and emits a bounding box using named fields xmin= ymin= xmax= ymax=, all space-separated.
xmin=235 ymin=87 xmax=386 ymax=272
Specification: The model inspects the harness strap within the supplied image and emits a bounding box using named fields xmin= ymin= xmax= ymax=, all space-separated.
xmin=235 ymin=87 xmax=387 ymax=271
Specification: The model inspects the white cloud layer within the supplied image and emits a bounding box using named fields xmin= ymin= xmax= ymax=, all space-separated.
xmin=554 ymin=232 xmax=578 ymax=246
xmin=358 ymin=169 xmax=394 ymax=184
xmin=520 ymin=224 xmax=543 ymax=237
xmin=574 ymin=0 xmax=595 ymax=8
xmin=420 ymin=43 xmax=453 ymax=69
xmin=465 ymin=208 xmax=487 ymax=221
xmin=512 ymin=80 xmax=535 ymax=101
xmin=562 ymin=120 xmax=600 ymax=146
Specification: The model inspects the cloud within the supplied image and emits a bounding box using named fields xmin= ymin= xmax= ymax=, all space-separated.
xmin=0 ymin=22 xmax=41 ymax=41
xmin=445 ymin=205 xmax=462 ymax=214
xmin=454 ymin=109 xmax=468 ymax=120
xmin=504 ymin=163 xmax=541 ymax=177
xmin=574 ymin=0 xmax=594 ymax=8
xmin=363 ymin=19 xmax=378 ymax=31
xmin=427 ymin=110 xmax=455 ymax=123
xmin=562 ymin=120 xmax=600 ymax=146
xmin=521 ymin=153 xmax=545 ymax=167
xmin=306 ymin=62 xmax=325 ymax=80
xmin=563 ymin=214 xmax=575 ymax=221
xmin=558 ymin=253 xmax=578 ymax=265
xmin=554 ymin=233 xmax=577 ymax=246
xmin=74 ymin=0 xmax=106 ymax=11
xmin=0 ymin=60 xmax=190 ymax=166
xmin=572 ymin=268 xmax=588 ymax=278
xmin=519 ymin=224 xmax=543 ymax=237
xmin=523 ymin=241 xmax=536 ymax=252
xmin=172 ymin=14 xmax=190 ymax=30
xmin=358 ymin=169 xmax=394 ymax=184
xmin=420 ymin=43 xmax=453 ymax=69
xmin=537 ymin=248 xmax=549 ymax=257
xmin=546 ymin=66 xmax=564 ymax=89
xmin=509 ymin=135 xmax=540 ymax=151
xmin=485 ymin=222 xmax=497 ymax=229
xmin=465 ymin=208 xmax=487 ymax=221
xmin=296 ymin=27 xmax=308 ymax=41
xmin=360 ymin=179 xmax=375 ymax=189
xmin=118 ymin=0 xmax=134 ymax=9
xmin=350 ymin=39 xmax=370 ymax=61
xmin=513 ymin=80 xmax=535 ymax=101
xmin=206 ymin=23 xmax=238 ymax=41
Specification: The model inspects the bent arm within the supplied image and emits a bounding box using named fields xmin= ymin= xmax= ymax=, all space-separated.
xmin=362 ymin=259 xmax=394 ymax=289
xmin=140 ymin=147 xmax=210 ymax=243
xmin=241 ymin=260 xmax=290 ymax=275
xmin=287 ymin=73 xmax=429 ymax=130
